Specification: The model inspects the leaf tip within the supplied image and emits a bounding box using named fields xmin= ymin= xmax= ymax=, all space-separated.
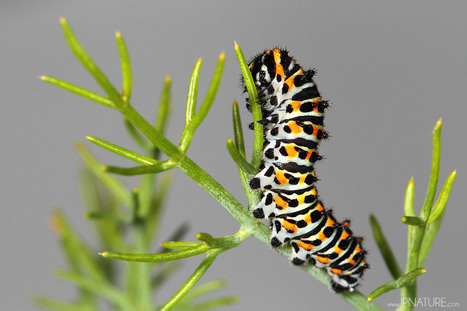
xmin=219 ymin=52 xmax=226 ymax=61
xmin=165 ymin=75 xmax=172 ymax=83
xmin=433 ymin=119 xmax=442 ymax=132
xmin=59 ymin=17 xmax=67 ymax=25
xmin=115 ymin=31 xmax=122 ymax=38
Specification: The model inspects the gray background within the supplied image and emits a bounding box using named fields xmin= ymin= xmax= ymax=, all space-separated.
xmin=2 ymin=1 xmax=467 ymax=310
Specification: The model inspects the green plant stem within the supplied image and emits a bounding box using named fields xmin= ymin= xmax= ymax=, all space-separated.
xmin=400 ymin=120 xmax=442 ymax=311
xmin=126 ymin=220 xmax=153 ymax=309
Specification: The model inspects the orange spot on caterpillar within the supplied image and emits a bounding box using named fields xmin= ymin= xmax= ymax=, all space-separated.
xmin=315 ymin=256 xmax=330 ymax=264
xmin=285 ymin=144 xmax=298 ymax=158
xmin=341 ymin=231 xmax=350 ymax=240
xmin=275 ymin=170 xmax=288 ymax=185
xmin=334 ymin=245 xmax=343 ymax=254
xmin=289 ymin=101 xmax=301 ymax=112
xmin=331 ymin=268 xmax=342 ymax=275
xmin=298 ymin=240 xmax=313 ymax=250
xmin=274 ymin=195 xmax=288 ymax=209
xmin=285 ymin=76 xmax=295 ymax=90
xmin=288 ymin=121 xmax=303 ymax=134
xmin=281 ymin=220 xmax=297 ymax=232
xmin=315 ymin=202 xmax=324 ymax=211
xmin=317 ymin=231 xmax=326 ymax=241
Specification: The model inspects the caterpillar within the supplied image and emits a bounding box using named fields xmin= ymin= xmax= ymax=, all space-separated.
xmin=244 ymin=48 xmax=368 ymax=292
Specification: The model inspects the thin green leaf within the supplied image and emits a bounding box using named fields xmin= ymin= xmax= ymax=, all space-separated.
xmin=60 ymin=18 xmax=123 ymax=108
xmin=232 ymin=100 xmax=246 ymax=156
xmin=50 ymin=210 xmax=106 ymax=281
xmin=420 ymin=119 xmax=442 ymax=220
xmin=186 ymin=59 xmax=202 ymax=126
xmin=158 ymin=223 xmax=191 ymax=253
xmin=234 ymin=42 xmax=262 ymax=169
xmin=401 ymin=216 xmax=425 ymax=226
xmin=231 ymin=100 xmax=258 ymax=207
xmin=404 ymin=178 xmax=415 ymax=217
xmin=40 ymin=76 xmax=114 ymax=108
xmin=104 ymin=161 xmax=177 ymax=176
xmin=131 ymin=188 xmax=140 ymax=222
xmin=100 ymin=244 xmax=208 ymax=262
xmin=161 ymin=242 xmax=202 ymax=251
xmin=84 ymin=211 xmax=126 ymax=222
xmin=115 ymin=32 xmax=132 ymax=101
xmin=370 ymin=215 xmax=402 ymax=279
xmin=196 ymin=232 xmax=215 ymax=246
xmin=159 ymin=250 xmax=221 ymax=311
xmin=404 ymin=178 xmax=416 ymax=264
xmin=86 ymin=136 xmax=158 ymax=165
xmin=54 ymin=270 xmax=130 ymax=308
xmin=419 ymin=208 xmax=446 ymax=267
xmin=428 ymin=170 xmax=456 ymax=224
xmin=179 ymin=54 xmax=225 ymax=153
xmin=420 ymin=171 xmax=455 ymax=265
xmin=75 ymin=142 xmax=132 ymax=207
xmin=368 ymin=268 xmax=426 ymax=301
xmin=155 ymin=76 xmax=172 ymax=136
xmin=226 ymin=139 xmax=256 ymax=175
xmin=78 ymin=168 xmax=127 ymax=253
xmin=192 ymin=53 xmax=225 ymax=128
xmin=234 ymin=43 xmax=257 ymax=113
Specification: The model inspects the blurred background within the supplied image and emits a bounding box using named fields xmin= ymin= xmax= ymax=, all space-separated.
xmin=2 ymin=1 xmax=467 ymax=310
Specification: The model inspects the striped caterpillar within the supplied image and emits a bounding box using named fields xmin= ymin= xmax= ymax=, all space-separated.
xmin=245 ymin=48 xmax=368 ymax=292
